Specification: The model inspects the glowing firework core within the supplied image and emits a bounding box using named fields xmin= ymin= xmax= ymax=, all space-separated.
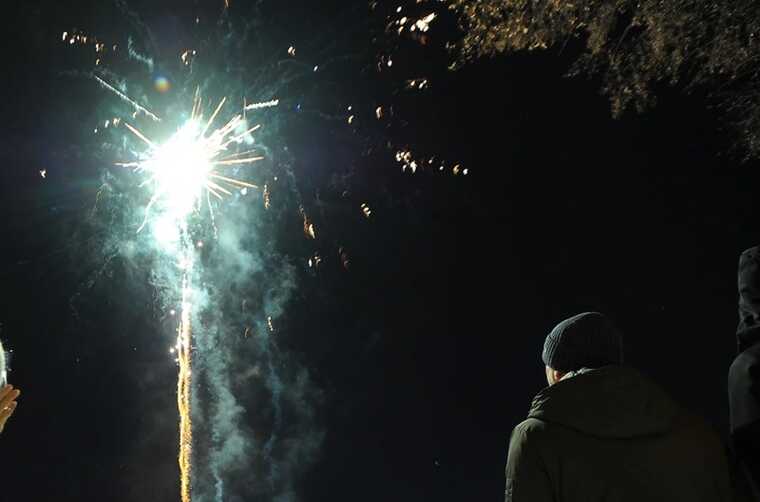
xmin=120 ymin=95 xmax=273 ymax=233
xmin=145 ymin=120 xmax=213 ymax=217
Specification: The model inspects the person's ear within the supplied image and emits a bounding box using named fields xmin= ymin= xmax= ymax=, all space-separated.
xmin=552 ymin=369 xmax=566 ymax=384
xmin=545 ymin=366 xmax=566 ymax=385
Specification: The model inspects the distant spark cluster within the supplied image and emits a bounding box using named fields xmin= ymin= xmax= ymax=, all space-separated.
xmin=391 ymin=11 xmax=437 ymax=35
xmin=308 ymin=253 xmax=323 ymax=269
xmin=299 ymin=206 xmax=317 ymax=240
xmin=180 ymin=49 xmax=197 ymax=67
xmin=395 ymin=149 xmax=467 ymax=176
xmin=359 ymin=3 xmax=470 ymax=179
xmin=361 ymin=203 xmax=373 ymax=218
xmin=406 ymin=78 xmax=429 ymax=90
xmin=62 ymin=29 xmax=115 ymax=66
xmin=376 ymin=2 xmax=439 ymax=45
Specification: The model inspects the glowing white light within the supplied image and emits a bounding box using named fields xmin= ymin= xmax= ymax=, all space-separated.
xmin=142 ymin=120 xmax=212 ymax=218
xmin=177 ymin=256 xmax=193 ymax=271
xmin=0 ymin=340 xmax=6 ymax=387
xmin=120 ymin=96 xmax=267 ymax=235
xmin=153 ymin=213 xmax=181 ymax=247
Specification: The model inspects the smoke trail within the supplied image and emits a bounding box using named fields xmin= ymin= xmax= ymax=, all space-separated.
xmin=127 ymin=36 xmax=155 ymax=72
xmin=261 ymin=330 xmax=284 ymax=490
xmin=114 ymin=0 xmax=159 ymax=63
xmin=188 ymin=191 xmax=323 ymax=501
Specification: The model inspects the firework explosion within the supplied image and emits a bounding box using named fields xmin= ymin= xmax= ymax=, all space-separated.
xmin=61 ymin=7 xmax=319 ymax=497
xmin=117 ymin=93 xmax=270 ymax=232
xmin=115 ymin=90 xmax=275 ymax=501
xmin=57 ymin=1 xmax=467 ymax=500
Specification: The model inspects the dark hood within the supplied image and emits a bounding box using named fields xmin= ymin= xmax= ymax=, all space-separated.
xmin=738 ymin=246 xmax=760 ymax=352
xmin=528 ymin=366 xmax=679 ymax=439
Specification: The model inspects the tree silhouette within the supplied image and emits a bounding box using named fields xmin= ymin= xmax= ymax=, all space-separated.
xmin=448 ymin=0 xmax=760 ymax=159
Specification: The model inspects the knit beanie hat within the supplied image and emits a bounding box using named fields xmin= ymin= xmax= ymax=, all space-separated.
xmin=542 ymin=312 xmax=623 ymax=372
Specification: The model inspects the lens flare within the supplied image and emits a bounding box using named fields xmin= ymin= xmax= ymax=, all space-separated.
xmin=155 ymin=76 xmax=171 ymax=93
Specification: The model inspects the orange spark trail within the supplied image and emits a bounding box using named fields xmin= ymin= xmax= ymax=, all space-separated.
xmin=177 ymin=280 xmax=193 ymax=502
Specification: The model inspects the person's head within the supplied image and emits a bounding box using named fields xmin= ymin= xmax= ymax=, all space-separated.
xmin=542 ymin=312 xmax=623 ymax=385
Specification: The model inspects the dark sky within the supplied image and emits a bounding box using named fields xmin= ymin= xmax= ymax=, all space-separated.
xmin=0 ymin=1 xmax=757 ymax=501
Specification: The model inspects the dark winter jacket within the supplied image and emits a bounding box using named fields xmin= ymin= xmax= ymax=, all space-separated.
xmin=505 ymin=366 xmax=732 ymax=502
xmin=729 ymin=342 xmax=760 ymax=437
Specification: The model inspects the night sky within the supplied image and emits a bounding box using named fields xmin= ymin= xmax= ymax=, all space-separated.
xmin=0 ymin=1 xmax=757 ymax=501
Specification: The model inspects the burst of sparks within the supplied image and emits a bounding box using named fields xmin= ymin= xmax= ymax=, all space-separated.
xmin=118 ymin=94 xmax=273 ymax=232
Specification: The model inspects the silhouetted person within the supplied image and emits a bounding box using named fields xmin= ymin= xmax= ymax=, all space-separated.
xmin=505 ymin=312 xmax=732 ymax=501
xmin=729 ymin=246 xmax=760 ymax=498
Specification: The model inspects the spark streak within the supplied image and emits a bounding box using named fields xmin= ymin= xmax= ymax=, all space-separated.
xmin=177 ymin=275 xmax=193 ymax=502
xmin=92 ymin=75 xmax=161 ymax=122
xmin=244 ymin=99 xmax=280 ymax=111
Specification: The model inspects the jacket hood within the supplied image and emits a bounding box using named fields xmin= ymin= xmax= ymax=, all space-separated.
xmin=528 ymin=366 xmax=679 ymax=439
xmin=738 ymin=246 xmax=760 ymax=352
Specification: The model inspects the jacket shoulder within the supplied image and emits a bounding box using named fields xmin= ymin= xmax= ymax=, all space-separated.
xmin=511 ymin=417 xmax=550 ymax=439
